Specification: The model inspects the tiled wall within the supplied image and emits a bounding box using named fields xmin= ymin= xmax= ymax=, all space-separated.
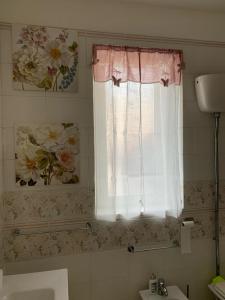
xmin=1 ymin=25 xmax=225 ymax=300
xmin=1 ymin=182 xmax=222 ymax=262
xmin=0 ymin=38 xmax=3 ymax=267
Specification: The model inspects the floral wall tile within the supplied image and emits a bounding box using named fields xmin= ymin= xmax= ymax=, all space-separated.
xmin=3 ymin=228 xmax=102 ymax=261
xmin=2 ymin=180 xmax=221 ymax=262
xmin=183 ymin=211 xmax=214 ymax=239
xmin=127 ymin=217 xmax=180 ymax=247
xmin=15 ymin=123 xmax=80 ymax=187
xmin=93 ymin=221 xmax=129 ymax=250
xmin=184 ymin=181 xmax=214 ymax=210
xmin=3 ymin=211 xmax=215 ymax=262
xmin=12 ymin=24 xmax=78 ymax=92
xmin=3 ymin=188 xmax=94 ymax=224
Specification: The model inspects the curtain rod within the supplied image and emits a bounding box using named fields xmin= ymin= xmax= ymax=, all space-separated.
xmin=1 ymin=21 xmax=225 ymax=49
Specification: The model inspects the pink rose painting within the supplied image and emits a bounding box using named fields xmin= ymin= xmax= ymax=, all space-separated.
xmin=12 ymin=24 xmax=78 ymax=92
xmin=15 ymin=123 xmax=80 ymax=186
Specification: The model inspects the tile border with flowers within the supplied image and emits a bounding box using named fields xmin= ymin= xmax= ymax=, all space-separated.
xmin=3 ymin=180 xmax=225 ymax=262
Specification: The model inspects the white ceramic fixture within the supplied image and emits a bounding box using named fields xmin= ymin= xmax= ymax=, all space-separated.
xmin=0 ymin=269 xmax=68 ymax=300
xmin=208 ymin=283 xmax=225 ymax=300
xmin=139 ymin=285 xmax=188 ymax=300
xmin=195 ymin=74 xmax=225 ymax=113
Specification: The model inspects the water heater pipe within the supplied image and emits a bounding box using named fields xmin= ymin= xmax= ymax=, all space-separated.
xmin=214 ymin=112 xmax=220 ymax=276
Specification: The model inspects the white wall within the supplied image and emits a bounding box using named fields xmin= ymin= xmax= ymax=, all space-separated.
xmin=4 ymin=240 xmax=217 ymax=300
xmin=1 ymin=0 xmax=225 ymax=42
xmin=1 ymin=25 xmax=225 ymax=300
xmin=0 ymin=30 xmax=3 ymax=267
xmin=1 ymin=2 xmax=225 ymax=300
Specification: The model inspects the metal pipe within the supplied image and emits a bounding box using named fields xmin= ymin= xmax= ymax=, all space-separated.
xmin=213 ymin=112 xmax=220 ymax=276
xmin=12 ymin=222 xmax=93 ymax=236
xmin=127 ymin=240 xmax=179 ymax=253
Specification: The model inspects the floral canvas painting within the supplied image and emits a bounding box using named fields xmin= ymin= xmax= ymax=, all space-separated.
xmin=12 ymin=24 xmax=78 ymax=92
xmin=15 ymin=123 xmax=80 ymax=187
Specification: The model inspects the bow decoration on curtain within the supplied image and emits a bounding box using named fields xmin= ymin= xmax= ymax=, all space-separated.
xmin=92 ymin=44 xmax=184 ymax=87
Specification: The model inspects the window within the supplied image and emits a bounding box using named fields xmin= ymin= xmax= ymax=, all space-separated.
xmin=93 ymin=45 xmax=183 ymax=221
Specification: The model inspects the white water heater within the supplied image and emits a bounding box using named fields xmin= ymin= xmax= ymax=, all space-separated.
xmin=195 ymin=73 xmax=224 ymax=278
xmin=195 ymin=74 xmax=225 ymax=113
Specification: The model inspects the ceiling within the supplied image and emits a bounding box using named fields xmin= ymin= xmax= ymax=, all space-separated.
xmin=120 ymin=0 xmax=225 ymax=13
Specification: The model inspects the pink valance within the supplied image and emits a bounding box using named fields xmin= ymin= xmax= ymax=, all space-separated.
xmin=92 ymin=45 xmax=184 ymax=86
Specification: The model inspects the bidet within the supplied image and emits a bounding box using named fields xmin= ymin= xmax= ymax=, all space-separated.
xmin=139 ymin=285 xmax=188 ymax=300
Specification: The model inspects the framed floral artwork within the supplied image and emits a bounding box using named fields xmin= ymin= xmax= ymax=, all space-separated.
xmin=12 ymin=24 xmax=78 ymax=92
xmin=15 ymin=123 xmax=80 ymax=187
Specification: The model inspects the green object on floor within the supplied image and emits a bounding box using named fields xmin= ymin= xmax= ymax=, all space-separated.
xmin=211 ymin=276 xmax=225 ymax=284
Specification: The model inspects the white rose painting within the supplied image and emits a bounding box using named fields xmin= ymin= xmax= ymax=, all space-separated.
xmin=15 ymin=123 xmax=80 ymax=187
xmin=12 ymin=24 xmax=78 ymax=92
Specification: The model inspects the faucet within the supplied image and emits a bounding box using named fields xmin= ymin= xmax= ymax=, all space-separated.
xmin=158 ymin=278 xmax=168 ymax=296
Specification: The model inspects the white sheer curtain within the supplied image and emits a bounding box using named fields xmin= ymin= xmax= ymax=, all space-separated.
xmin=93 ymin=80 xmax=183 ymax=221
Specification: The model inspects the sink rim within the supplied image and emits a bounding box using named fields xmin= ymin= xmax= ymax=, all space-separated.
xmin=139 ymin=285 xmax=188 ymax=300
xmin=1 ymin=269 xmax=68 ymax=300
xmin=2 ymin=288 xmax=55 ymax=300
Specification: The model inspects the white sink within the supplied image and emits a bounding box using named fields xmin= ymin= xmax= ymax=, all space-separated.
xmin=0 ymin=269 xmax=68 ymax=300
xmin=140 ymin=285 xmax=188 ymax=300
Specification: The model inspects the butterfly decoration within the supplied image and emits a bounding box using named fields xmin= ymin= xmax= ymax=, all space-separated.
xmin=112 ymin=75 xmax=122 ymax=87
xmin=161 ymin=78 xmax=169 ymax=87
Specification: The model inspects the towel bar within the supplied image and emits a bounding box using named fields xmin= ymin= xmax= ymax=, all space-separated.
xmin=12 ymin=222 xmax=93 ymax=236
xmin=128 ymin=240 xmax=179 ymax=253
